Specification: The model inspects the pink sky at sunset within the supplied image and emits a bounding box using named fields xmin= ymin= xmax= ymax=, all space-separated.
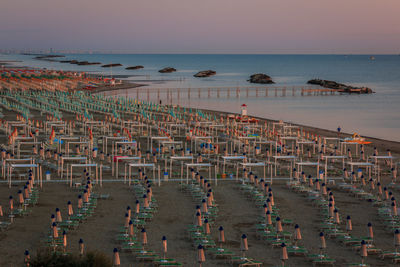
xmin=0 ymin=0 xmax=399 ymax=53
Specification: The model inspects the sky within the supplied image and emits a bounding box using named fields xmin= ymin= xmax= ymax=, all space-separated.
xmin=1 ymin=0 xmax=399 ymax=54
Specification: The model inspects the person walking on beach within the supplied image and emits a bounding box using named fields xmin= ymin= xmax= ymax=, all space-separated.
xmin=337 ymin=126 xmax=341 ymax=138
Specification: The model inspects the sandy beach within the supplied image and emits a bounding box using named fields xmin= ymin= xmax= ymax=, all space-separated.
xmin=0 ymin=79 xmax=398 ymax=267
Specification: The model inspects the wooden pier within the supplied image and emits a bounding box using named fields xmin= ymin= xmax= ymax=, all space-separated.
xmin=107 ymin=86 xmax=338 ymax=102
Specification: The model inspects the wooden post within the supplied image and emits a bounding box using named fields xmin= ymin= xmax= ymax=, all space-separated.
xmin=265 ymin=87 xmax=268 ymax=97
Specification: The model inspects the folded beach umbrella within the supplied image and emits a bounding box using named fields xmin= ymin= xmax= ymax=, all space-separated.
xmin=392 ymin=202 xmax=398 ymax=216
xmin=83 ymin=190 xmax=89 ymax=203
xmin=266 ymin=198 xmax=272 ymax=211
xmin=294 ymin=224 xmax=302 ymax=241
xmin=334 ymin=209 xmax=340 ymax=224
xmin=56 ymin=208 xmax=62 ymax=222
xmin=135 ymin=200 xmax=140 ymax=214
xmin=162 ymin=236 xmax=167 ymax=255
xmin=320 ymin=232 xmax=326 ymax=250
xmin=377 ymin=182 xmax=382 ymax=196
xmin=67 ymin=201 xmax=73 ymax=217
xmin=241 ymin=234 xmax=248 ymax=252
xmin=24 ymin=250 xmax=30 ymax=267
xmin=384 ymin=187 xmax=389 ymax=200
xmin=198 ymin=244 xmax=205 ymax=266
xmin=204 ymin=219 xmax=211 ymax=235
xmin=18 ymin=190 xmax=24 ymax=206
xmin=50 ymin=214 xmax=55 ymax=226
xmin=113 ymin=248 xmax=120 ymax=266
xmin=141 ymin=228 xmax=148 ymax=246
xmin=143 ymin=194 xmax=149 ymax=208
xmin=281 ymin=242 xmax=288 ymax=262
xmin=79 ymin=239 xmax=84 ymax=255
xmin=395 ymin=229 xmax=400 ymax=248
xmin=218 ymin=226 xmax=225 ymax=243
xmin=63 ymin=230 xmax=67 ymax=250
xmin=78 ymin=195 xmax=83 ymax=209
xmin=276 ymin=217 xmax=283 ymax=233
xmin=202 ymin=199 xmax=208 ymax=214
xmin=129 ymin=220 xmax=134 ymax=237
xmin=124 ymin=213 xmax=130 ymax=228
xmin=52 ymin=222 xmax=58 ymax=239
xmin=24 ymin=186 xmax=29 ymax=199
xmin=361 ymin=240 xmax=367 ymax=263
xmin=196 ymin=212 xmax=202 ymax=227
xmin=367 ymin=222 xmax=373 ymax=239
xmin=9 ymin=196 xmax=13 ymax=211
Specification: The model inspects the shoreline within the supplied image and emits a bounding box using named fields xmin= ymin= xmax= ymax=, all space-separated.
xmin=89 ymin=86 xmax=400 ymax=154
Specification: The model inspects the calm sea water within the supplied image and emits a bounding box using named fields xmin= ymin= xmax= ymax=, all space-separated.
xmin=1 ymin=54 xmax=400 ymax=141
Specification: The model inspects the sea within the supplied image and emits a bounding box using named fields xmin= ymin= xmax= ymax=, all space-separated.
xmin=1 ymin=54 xmax=399 ymax=142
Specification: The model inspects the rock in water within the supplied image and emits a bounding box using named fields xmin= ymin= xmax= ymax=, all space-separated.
xmin=194 ymin=70 xmax=216 ymax=78
xmin=159 ymin=67 xmax=177 ymax=73
xmin=126 ymin=65 xmax=144 ymax=70
xmin=248 ymin=74 xmax=274 ymax=84
xmin=101 ymin=63 xmax=123 ymax=68
xmin=307 ymin=79 xmax=374 ymax=94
